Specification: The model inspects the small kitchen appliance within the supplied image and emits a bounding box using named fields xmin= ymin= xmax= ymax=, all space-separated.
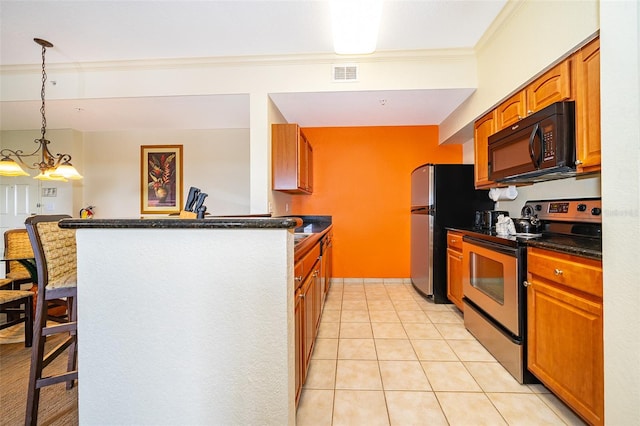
xmin=461 ymin=197 xmax=602 ymax=383
xmin=410 ymin=164 xmax=495 ymax=303
xmin=488 ymin=101 xmax=577 ymax=183
xmin=474 ymin=210 xmax=509 ymax=229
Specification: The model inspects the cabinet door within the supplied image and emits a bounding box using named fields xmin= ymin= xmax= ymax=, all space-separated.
xmin=323 ymin=234 xmax=333 ymax=295
xmin=302 ymin=267 xmax=316 ymax=370
xmin=272 ymin=123 xmax=313 ymax=194
xmin=298 ymin=133 xmax=309 ymax=192
xmin=527 ymin=276 xmax=604 ymax=425
xmin=574 ymin=37 xmax=601 ymax=173
xmin=446 ymin=247 xmax=464 ymax=311
xmin=294 ymin=287 xmax=303 ymax=406
xmin=306 ymin=141 xmax=313 ymax=193
xmin=496 ymin=91 xmax=527 ymax=130
xmin=312 ymin=261 xmax=322 ymax=332
xmin=473 ymin=110 xmax=497 ymax=188
xmin=526 ymin=61 xmax=571 ymax=114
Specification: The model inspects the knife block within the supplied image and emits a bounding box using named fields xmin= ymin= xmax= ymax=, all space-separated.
xmin=179 ymin=210 xmax=198 ymax=219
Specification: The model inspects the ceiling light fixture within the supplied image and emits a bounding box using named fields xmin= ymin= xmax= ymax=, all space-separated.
xmin=330 ymin=0 xmax=383 ymax=55
xmin=0 ymin=38 xmax=83 ymax=181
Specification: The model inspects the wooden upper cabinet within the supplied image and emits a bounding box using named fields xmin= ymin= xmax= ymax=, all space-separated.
xmin=272 ymin=123 xmax=313 ymax=194
xmin=573 ymin=37 xmax=601 ymax=174
xmin=496 ymin=91 xmax=527 ymax=130
xmin=496 ymin=61 xmax=572 ymax=131
xmin=473 ymin=110 xmax=497 ymax=188
xmin=526 ymin=60 xmax=572 ymax=113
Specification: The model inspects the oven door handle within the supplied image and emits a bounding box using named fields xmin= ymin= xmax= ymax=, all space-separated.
xmin=462 ymin=235 xmax=518 ymax=257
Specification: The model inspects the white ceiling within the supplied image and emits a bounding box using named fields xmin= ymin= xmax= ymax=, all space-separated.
xmin=0 ymin=0 xmax=507 ymax=131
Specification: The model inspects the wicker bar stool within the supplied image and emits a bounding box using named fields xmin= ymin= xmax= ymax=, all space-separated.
xmin=4 ymin=229 xmax=35 ymax=290
xmin=24 ymin=215 xmax=77 ymax=426
xmin=0 ymin=286 xmax=33 ymax=347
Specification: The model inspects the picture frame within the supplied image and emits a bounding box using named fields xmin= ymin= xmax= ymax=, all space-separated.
xmin=140 ymin=145 xmax=183 ymax=214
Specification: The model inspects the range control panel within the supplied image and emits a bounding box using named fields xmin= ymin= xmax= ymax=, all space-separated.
xmin=522 ymin=198 xmax=602 ymax=223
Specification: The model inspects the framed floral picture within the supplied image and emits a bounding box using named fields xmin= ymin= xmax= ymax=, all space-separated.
xmin=140 ymin=145 xmax=183 ymax=214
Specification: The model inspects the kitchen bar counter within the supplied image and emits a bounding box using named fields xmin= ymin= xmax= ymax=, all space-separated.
xmin=60 ymin=216 xmax=304 ymax=425
xmin=59 ymin=216 xmax=302 ymax=230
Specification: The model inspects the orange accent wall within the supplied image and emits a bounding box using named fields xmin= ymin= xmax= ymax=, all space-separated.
xmin=291 ymin=126 xmax=462 ymax=278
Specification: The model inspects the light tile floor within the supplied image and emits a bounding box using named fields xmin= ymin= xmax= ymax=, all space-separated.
xmin=296 ymin=279 xmax=586 ymax=426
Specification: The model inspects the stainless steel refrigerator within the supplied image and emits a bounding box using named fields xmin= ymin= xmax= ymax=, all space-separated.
xmin=410 ymin=164 xmax=494 ymax=303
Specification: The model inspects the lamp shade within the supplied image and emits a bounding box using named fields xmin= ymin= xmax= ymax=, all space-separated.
xmin=34 ymin=170 xmax=68 ymax=182
xmin=0 ymin=158 xmax=30 ymax=176
xmin=50 ymin=162 xmax=83 ymax=180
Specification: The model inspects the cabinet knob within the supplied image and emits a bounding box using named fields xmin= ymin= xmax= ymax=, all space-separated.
xmin=451 ymin=239 xmax=457 ymax=243
xmin=523 ymin=280 xmax=531 ymax=287
xmin=575 ymin=160 xmax=583 ymax=166
xmin=554 ymin=269 xmax=564 ymax=276
xmin=295 ymin=276 xmax=303 ymax=282
xmin=527 ymin=110 xmax=533 ymax=115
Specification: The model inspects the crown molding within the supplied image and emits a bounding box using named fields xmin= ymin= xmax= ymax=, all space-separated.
xmin=1 ymin=48 xmax=477 ymax=74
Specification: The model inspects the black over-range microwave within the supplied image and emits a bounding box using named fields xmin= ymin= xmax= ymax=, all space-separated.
xmin=488 ymin=101 xmax=576 ymax=183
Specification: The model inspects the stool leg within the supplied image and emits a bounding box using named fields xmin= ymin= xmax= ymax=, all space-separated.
xmin=24 ymin=296 xmax=33 ymax=348
xmin=25 ymin=295 xmax=47 ymax=426
xmin=65 ymin=296 xmax=77 ymax=390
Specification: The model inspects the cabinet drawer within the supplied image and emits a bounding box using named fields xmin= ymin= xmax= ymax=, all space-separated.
xmin=447 ymin=231 xmax=464 ymax=251
xmin=295 ymin=244 xmax=320 ymax=285
xmin=528 ymin=247 xmax=602 ymax=298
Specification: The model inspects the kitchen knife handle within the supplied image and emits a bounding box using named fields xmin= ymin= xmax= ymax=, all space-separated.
xmin=184 ymin=187 xmax=200 ymax=211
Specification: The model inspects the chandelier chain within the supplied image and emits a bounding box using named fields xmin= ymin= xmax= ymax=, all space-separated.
xmin=40 ymin=42 xmax=47 ymax=139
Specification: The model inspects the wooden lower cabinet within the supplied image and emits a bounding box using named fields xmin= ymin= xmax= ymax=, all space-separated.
xmin=294 ymin=287 xmax=303 ymax=405
xmin=527 ymin=247 xmax=603 ymax=425
xmin=446 ymin=231 xmax=464 ymax=311
xmin=302 ymin=263 xmax=317 ymax=376
xmin=294 ymin=232 xmax=331 ymax=407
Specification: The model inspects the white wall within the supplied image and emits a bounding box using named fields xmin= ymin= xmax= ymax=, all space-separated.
xmin=82 ymin=129 xmax=250 ymax=218
xmin=496 ymin=176 xmax=601 ymax=217
xmin=2 ymin=52 xmax=479 ymax=214
xmin=600 ymin=0 xmax=640 ymax=422
xmin=440 ymin=0 xmax=600 ymax=145
xmin=75 ymin=226 xmax=294 ymax=425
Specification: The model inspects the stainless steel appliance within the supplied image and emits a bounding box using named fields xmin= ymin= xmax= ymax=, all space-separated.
xmin=410 ymin=164 xmax=494 ymax=303
xmin=462 ymin=197 xmax=602 ymax=383
xmin=488 ymin=101 xmax=576 ymax=183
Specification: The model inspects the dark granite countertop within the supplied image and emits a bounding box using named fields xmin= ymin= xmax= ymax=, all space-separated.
xmin=448 ymin=226 xmax=602 ymax=260
xmin=526 ymin=237 xmax=601 ymax=260
xmin=59 ymin=217 xmax=302 ymax=230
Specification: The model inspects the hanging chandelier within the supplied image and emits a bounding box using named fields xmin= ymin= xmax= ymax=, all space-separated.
xmin=0 ymin=38 xmax=83 ymax=181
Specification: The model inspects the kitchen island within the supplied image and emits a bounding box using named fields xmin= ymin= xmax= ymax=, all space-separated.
xmin=60 ymin=217 xmax=302 ymax=426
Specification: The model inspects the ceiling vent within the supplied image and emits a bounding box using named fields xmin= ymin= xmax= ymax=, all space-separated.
xmin=332 ymin=64 xmax=358 ymax=82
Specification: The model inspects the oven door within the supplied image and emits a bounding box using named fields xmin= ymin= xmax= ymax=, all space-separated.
xmin=462 ymin=237 xmax=520 ymax=336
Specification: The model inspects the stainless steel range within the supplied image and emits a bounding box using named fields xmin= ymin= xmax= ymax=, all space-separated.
xmin=461 ymin=197 xmax=602 ymax=384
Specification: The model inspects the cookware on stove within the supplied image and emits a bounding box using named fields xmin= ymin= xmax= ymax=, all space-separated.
xmin=515 ymin=204 xmax=541 ymax=233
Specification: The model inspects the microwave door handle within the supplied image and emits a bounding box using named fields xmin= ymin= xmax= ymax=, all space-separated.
xmin=528 ymin=123 xmax=542 ymax=168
